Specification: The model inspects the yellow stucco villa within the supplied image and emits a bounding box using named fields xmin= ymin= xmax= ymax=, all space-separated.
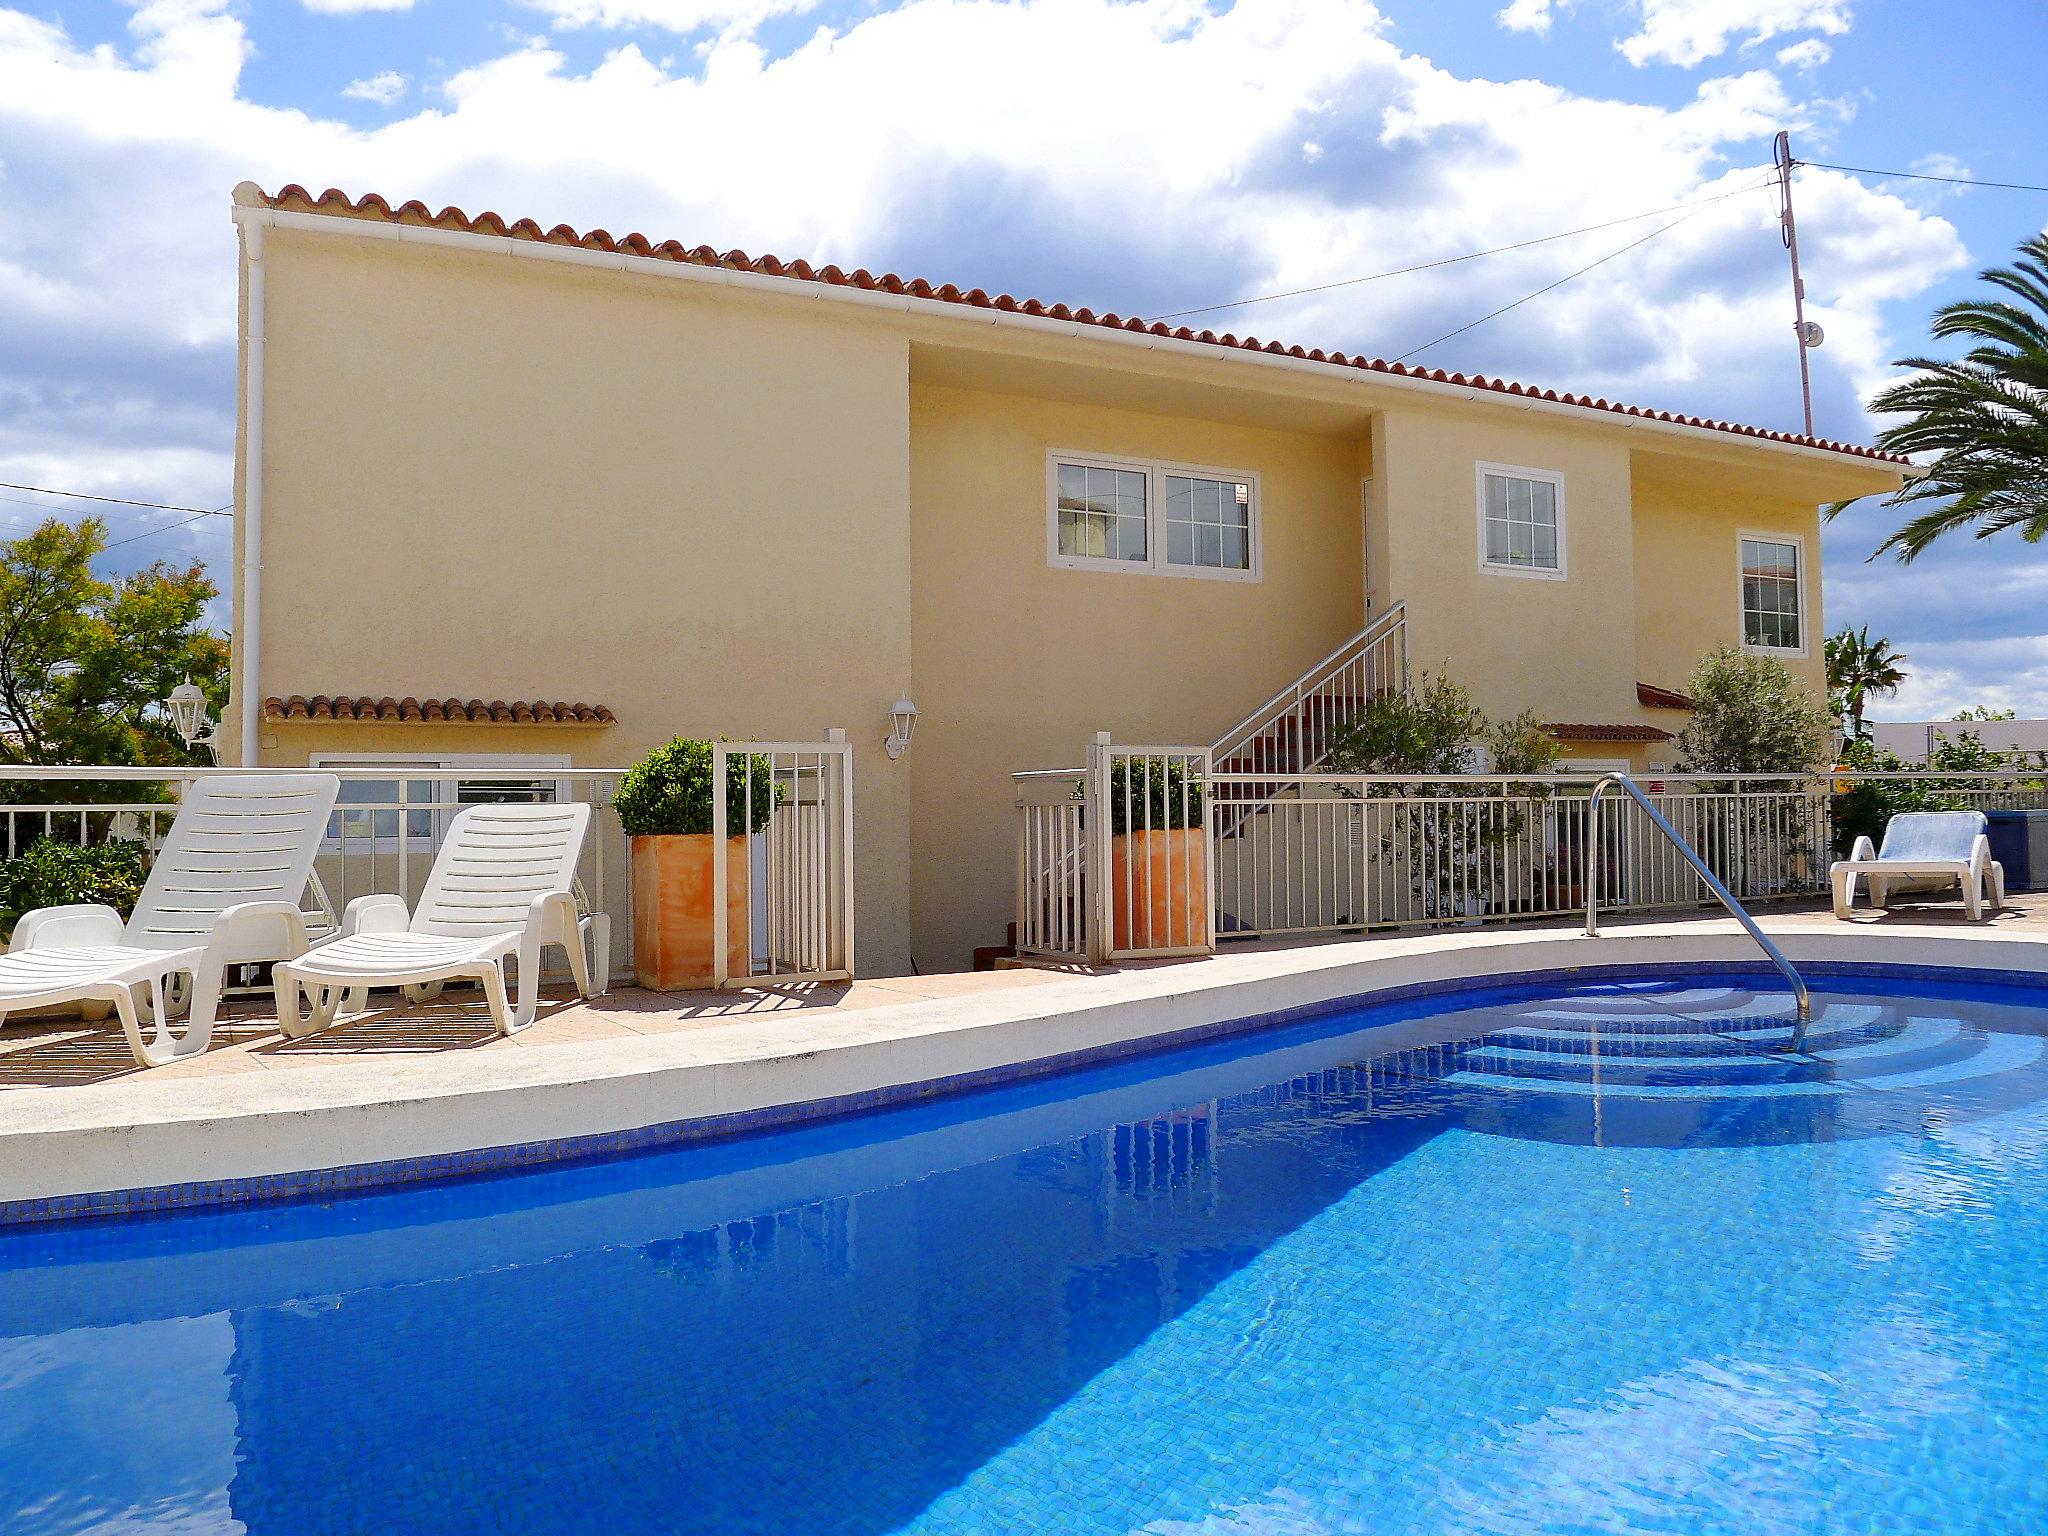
xmin=225 ymin=182 xmax=1907 ymax=973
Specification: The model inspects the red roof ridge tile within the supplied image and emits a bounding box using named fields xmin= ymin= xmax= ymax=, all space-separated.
xmin=264 ymin=693 xmax=616 ymax=725
xmin=1545 ymin=722 xmax=1675 ymax=743
xmin=251 ymin=184 xmax=1908 ymax=468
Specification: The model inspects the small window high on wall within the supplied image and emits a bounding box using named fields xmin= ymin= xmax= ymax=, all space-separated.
xmin=1477 ymin=463 xmax=1565 ymax=579
xmin=1740 ymin=534 xmax=1805 ymax=654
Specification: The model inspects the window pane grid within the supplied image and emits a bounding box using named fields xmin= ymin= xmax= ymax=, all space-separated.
xmin=1164 ymin=473 xmax=1251 ymax=571
xmin=1481 ymin=472 xmax=1559 ymax=572
xmin=1740 ymin=537 xmax=1802 ymax=650
xmin=1056 ymin=463 xmax=1148 ymax=563
xmin=1053 ymin=459 xmax=1254 ymax=576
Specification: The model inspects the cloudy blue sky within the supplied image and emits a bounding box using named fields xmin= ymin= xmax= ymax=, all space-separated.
xmin=2 ymin=0 xmax=2043 ymax=718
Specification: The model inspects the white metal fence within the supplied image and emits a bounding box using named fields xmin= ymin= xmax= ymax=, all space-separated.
xmin=1211 ymin=773 xmax=1838 ymax=936
xmin=710 ymin=740 xmax=856 ymax=986
xmin=1013 ymin=769 xmax=1090 ymax=962
xmin=1013 ymin=751 xmax=2048 ymax=962
xmin=1013 ymin=737 xmax=1214 ymax=964
xmin=1 ymin=747 xmax=859 ymax=992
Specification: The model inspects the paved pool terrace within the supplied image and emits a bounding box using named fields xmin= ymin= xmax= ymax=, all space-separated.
xmin=5 ymin=900 xmax=2047 ymax=1220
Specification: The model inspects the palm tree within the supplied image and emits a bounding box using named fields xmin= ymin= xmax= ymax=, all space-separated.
xmin=1825 ymin=625 xmax=1908 ymax=740
xmin=1831 ymin=234 xmax=2048 ymax=561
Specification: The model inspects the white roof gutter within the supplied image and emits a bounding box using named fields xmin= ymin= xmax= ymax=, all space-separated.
xmin=230 ymin=200 xmax=1905 ymax=477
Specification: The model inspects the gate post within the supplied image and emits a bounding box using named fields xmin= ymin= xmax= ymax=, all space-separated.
xmin=1087 ymin=731 xmax=1114 ymax=966
xmin=711 ymin=742 xmax=730 ymax=988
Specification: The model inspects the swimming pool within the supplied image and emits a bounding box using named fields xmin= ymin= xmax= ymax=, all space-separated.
xmin=5 ymin=963 xmax=2048 ymax=1534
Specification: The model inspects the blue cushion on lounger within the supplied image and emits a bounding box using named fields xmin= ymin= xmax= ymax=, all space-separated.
xmin=1877 ymin=810 xmax=1986 ymax=862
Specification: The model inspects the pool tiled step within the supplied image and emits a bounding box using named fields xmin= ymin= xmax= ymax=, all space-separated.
xmin=1481 ymin=1011 xmax=1889 ymax=1059
xmin=1449 ymin=1003 xmax=2005 ymax=1103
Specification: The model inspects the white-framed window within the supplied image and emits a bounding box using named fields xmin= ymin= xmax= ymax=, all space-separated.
xmin=1048 ymin=451 xmax=1260 ymax=581
xmin=309 ymin=753 xmax=571 ymax=848
xmin=1476 ymin=462 xmax=1566 ymax=579
xmin=1738 ymin=533 xmax=1805 ymax=655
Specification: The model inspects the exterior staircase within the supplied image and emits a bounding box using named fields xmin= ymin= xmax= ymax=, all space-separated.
xmin=1001 ymin=602 xmax=1408 ymax=965
xmin=1211 ymin=602 xmax=1408 ymax=778
xmin=1209 ymin=603 xmax=1407 ymax=853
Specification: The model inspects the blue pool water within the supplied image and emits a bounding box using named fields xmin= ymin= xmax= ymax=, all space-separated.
xmin=6 ymin=965 xmax=2048 ymax=1534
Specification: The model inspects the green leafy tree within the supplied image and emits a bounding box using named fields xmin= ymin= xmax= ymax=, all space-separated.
xmin=1324 ymin=676 xmax=1560 ymax=918
xmin=1675 ymin=649 xmax=1835 ymax=897
xmin=1323 ymin=673 xmax=1483 ymax=777
xmin=1483 ymin=709 xmax=1566 ymax=777
xmin=1830 ymin=234 xmax=2048 ymax=561
xmin=0 ymin=517 xmax=228 ymax=799
xmin=1823 ymin=625 xmax=1908 ymax=741
xmin=1676 ymin=647 xmax=1834 ymax=775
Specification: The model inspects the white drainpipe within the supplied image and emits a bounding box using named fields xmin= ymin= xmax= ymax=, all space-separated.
xmin=240 ymin=221 xmax=265 ymax=766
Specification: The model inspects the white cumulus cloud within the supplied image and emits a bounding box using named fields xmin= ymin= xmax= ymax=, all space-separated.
xmin=1621 ymin=0 xmax=1853 ymax=68
xmin=1496 ymin=0 xmax=1564 ymax=34
xmin=0 ymin=0 xmax=1962 ymax=586
xmin=1774 ymin=38 xmax=1831 ymax=70
xmin=343 ymin=70 xmax=407 ymax=104
xmin=302 ymin=0 xmax=416 ymax=13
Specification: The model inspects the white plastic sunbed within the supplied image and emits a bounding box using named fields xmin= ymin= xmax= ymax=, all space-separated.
xmin=0 ymin=773 xmax=341 ymax=1066
xmin=1831 ymin=809 xmax=2006 ymax=921
xmin=274 ymin=801 xmax=605 ymax=1039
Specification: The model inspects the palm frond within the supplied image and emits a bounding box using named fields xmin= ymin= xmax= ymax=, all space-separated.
xmin=1851 ymin=235 xmax=2048 ymax=560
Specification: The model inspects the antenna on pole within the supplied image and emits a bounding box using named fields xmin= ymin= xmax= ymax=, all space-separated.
xmin=1774 ymin=130 xmax=1821 ymax=437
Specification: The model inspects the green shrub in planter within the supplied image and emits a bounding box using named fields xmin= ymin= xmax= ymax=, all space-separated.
xmin=613 ymin=739 xmax=783 ymax=837
xmin=1103 ymin=756 xmax=1205 ymax=836
xmin=0 ymin=837 xmax=152 ymax=939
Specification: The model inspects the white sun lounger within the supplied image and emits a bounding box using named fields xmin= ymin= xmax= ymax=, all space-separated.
xmin=0 ymin=773 xmax=341 ymax=1066
xmin=274 ymin=801 xmax=605 ymax=1039
xmin=1831 ymin=809 xmax=2006 ymax=921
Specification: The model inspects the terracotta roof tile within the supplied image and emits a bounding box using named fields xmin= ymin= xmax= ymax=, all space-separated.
xmin=1545 ymin=722 xmax=1674 ymax=743
xmin=265 ymin=694 xmax=616 ymax=725
xmin=1636 ymin=682 xmax=1696 ymax=711
xmin=255 ymin=184 xmax=1908 ymax=468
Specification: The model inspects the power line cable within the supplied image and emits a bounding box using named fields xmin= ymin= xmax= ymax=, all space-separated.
xmin=0 ymin=480 xmax=232 ymax=517
xmin=1800 ymin=159 xmax=2048 ymax=195
xmin=99 ymin=507 xmax=234 ymax=553
xmin=1155 ymin=173 xmax=1778 ymax=321
xmin=1392 ymin=207 xmax=1708 ymax=363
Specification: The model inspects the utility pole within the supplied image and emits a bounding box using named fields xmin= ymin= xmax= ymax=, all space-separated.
xmin=1774 ymin=130 xmax=1820 ymax=437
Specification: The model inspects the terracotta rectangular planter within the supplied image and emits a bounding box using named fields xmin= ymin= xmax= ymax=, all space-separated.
xmin=1108 ymin=828 xmax=1210 ymax=953
xmin=631 ymin=833 xmax=750 ymax=990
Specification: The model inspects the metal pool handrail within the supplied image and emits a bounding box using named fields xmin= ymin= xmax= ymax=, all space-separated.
xmin=1586 ymin=773 xmax=1812 ymax=1045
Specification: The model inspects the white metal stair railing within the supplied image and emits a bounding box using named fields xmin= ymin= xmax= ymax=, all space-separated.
xmin=1010 ymin=604 xmax=1405 ymax=965
xmin=1585 ymin=773 xmax=1812 ymax=1048
xmin=1211 ymin=602 xmax=1407 ymax=777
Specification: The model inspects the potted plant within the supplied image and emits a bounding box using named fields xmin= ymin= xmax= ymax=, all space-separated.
xmin=1104 ymin=755 xmax=1209 ymax=952
xmin=615 ymin=739 xmax=781 ymax=990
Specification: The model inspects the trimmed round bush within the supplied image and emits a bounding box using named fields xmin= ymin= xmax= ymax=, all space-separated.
xmin=613 ymin=738 xmax=781 ymax=837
